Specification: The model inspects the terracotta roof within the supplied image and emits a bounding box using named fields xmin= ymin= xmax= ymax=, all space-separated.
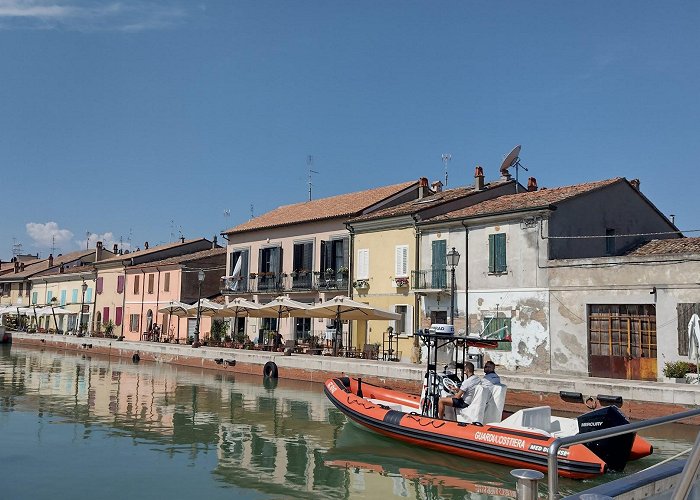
xmin=426 ymin=178 xmax=624 ymax=222
xmin=626 ymin=238 xmax=700 ymax=256
xmin=0 ymin=249 xmax=96 ymax=280
xmin=349 ymin=180 xmax=512 ymax=223
xmin=223 ymin=181 xmax=418 ymax=234
xmin=98 ymin=239 xmax=208 ymax=264
xmin=129 ymin=247 xmax=226 ymax=269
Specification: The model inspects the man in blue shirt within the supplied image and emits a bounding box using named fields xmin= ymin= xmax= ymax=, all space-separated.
xmin=482 ymin=360 xmax=501 ymax=387
xmin=438 ymin=361 xmax=480 ymax=419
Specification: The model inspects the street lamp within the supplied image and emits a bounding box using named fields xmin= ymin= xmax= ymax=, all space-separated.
xmin=79 ymin=281 xmax=88 ymax=336
xmin=193 ymin=270 xmax=205 ymax=348
xmin=446 ymin=247 xmax=460 ymax=326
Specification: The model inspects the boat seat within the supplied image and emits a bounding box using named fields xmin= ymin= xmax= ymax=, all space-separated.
xmin=518 ymin=406 xmax=552 ymax=433
xmin=456 ymin=385 xmax=489 ymax=424
xmin=483 ymin=384 xmax=507 ymax=424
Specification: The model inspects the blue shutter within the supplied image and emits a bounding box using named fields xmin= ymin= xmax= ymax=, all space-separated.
xmin=60 ymin=290 xmax=67 ymax=306
xmin=32 ymin=291 xmax=38 ymax=305
xmin=47 ymin=291 xmax=53 ymax=303
xmin=72 ymin=289 xmax=78 ymax=303
xmin=86 ymin=288 xmax=92 ymax=303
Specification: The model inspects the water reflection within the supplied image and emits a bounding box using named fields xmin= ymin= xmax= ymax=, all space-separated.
xmin=0 ymin=345 xmax=696 ymax=499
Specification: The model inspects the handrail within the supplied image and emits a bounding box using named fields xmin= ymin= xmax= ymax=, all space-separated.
xmin=547 ymin=407 xmax=700 ymax=500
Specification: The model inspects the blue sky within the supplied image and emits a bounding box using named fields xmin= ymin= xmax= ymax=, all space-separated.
xmin=1 ymin=1 xmax=698 ymax=259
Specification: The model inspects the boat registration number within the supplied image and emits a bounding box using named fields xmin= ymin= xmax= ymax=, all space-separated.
xmin=528 ymin=444 xmax=569 ymax=457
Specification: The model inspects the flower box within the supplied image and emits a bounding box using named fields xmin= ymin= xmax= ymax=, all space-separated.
xmin=354 ymin=279 xmax=369 ymax=289
xmin=394 ymin=277 xmax=409 ymax=287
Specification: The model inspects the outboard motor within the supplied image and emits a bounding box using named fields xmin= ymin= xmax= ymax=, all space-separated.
xmin=577 ymin=405 xmax=635 ymax=471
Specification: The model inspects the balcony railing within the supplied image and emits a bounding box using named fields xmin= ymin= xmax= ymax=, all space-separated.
xmin=411 ymin=269 xmax=448 ymax=290
xmin=220 ymin=271 xmax=350 ymax=295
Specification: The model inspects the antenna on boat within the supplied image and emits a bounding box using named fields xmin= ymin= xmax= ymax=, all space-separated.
xmin=500 ymin=145 xmax=528 ymax=193
xmin=442 ymin=153 xmax=452 ymax=188
xmin=307 ymin=155 xmax=319 ymax=201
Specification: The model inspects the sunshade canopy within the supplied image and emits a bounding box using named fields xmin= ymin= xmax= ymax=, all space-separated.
xmin=186 ymin=298 xmax=237 ymax=317
xmin=224 ymin=298 xmax=262 ymax=317
xmin=306 ymin=296 xmax=401 ymax=321
xmin=253 ymin=296 xmax=310 ymax=318
xmin=158 ymin=300 xmax=191 ymax=317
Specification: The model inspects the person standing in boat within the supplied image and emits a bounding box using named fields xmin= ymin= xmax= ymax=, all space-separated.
xmin=481 ymin=360 xmax=500 ymax=388
xmin=438 ymin=361 xmax=480 ymax=419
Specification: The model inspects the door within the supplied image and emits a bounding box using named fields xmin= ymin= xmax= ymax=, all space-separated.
xmin=588 ymin=304 xmax=657 ymax=380
xmin=432 ymin=240 xmax=447 ymax=289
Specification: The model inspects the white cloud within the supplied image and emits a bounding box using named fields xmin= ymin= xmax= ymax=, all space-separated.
xmin=26 ymin=221 xmax=74 ymax=248
xmin=0 ymin=1 xmax=187 ymax=31
xmin=76 ymin=231 xmax=132 ymax=253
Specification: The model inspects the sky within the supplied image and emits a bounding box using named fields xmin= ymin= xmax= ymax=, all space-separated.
xmin=1 ymin=1 xmax=699 ymax=260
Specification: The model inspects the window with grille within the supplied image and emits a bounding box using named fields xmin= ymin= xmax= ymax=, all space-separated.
xmin=588 ymin=304 xmax=657 ymax=358
xmin=488 ymin=233 xmax=507 ymax=274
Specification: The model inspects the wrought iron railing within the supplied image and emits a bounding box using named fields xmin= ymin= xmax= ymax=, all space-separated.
xmin=220 ymin=271 xmax=350 ymax=295
xmin=411 ymin=269 xmax=448 ymax=290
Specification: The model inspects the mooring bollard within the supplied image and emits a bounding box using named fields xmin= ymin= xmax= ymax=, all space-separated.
xmin=511 ymin=469 xmax=544 ymax=500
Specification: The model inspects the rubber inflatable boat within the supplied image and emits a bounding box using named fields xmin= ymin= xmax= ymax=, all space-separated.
xmin=323 ymin=330 xmax=652 ymax=479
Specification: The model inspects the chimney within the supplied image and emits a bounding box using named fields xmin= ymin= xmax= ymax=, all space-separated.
xmin=474 ymin=166 xmax=485 ymax=191
xmin=144 ymin=241 xmax=149 ymax=250
xmin=527 ymin=177 xmax=538 ymax=192
xmin=14 ymin=261 xmax=19 ymax=273
xmin=418 ymin=177 xmax=430 ymax=199
xmin=59 ymin=264 xmax=64 ymax=274
xmin=48 ymin=254 xmax=54 ymax=268
xmin=96 ymin=241 xmax=103 ymax=261
xmin=212 ymin=236 xmax=218 ymax=249
xmin=180 ymin=236 xmax=185 ymax=243
xmin=431 ymin=180 xmax=443 ymax=193
xmin=630 ymin=179 xmax=640 ymax=190
xmin=20 ymin=263 xmax=25 ymax=272
xmin=113 ymin=244 xmax=118 ymax=254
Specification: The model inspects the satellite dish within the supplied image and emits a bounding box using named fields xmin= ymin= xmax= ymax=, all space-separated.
xmin=499 ymin=145 xmax=528 ymax=193
xmin=500 ymin=145 xmax=522 ymax=175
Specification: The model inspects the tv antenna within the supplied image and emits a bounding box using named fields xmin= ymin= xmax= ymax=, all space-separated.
xmin=51 ymin=235 xmax=57 ymax=256
xmin=307 ymin=155 xmax=319 ymax=201
xmin=500 ymin=145 xmax=528 ymax=193
xmin=86 ymin=231 xmax=91 ymax=250
xmin=12 ymin=238 xmax=22 ymax=258
xmin=250 ymin=203 xmax=255 ymax=220
xmin=441 ymin=154 xmax=452 ymax=188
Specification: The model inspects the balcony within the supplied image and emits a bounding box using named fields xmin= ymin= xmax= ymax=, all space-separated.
xmin=411 ymin=269 xmax=448 ymax=291
xmin=220 ymin=271 xmax=349 ymax=295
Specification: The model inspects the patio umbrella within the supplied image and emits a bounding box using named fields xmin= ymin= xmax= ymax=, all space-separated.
xmin=689 ymin=314 xmax=700 ymax=379
xmin=252 ymin=296 xmax=310 ymax=341
xmin=224 ymin=298 xmax=261 ymax=341
xmin=306 ymin=296 xmax=401 ymax=354
xmin=158 ymin=300 xmax=190 ymax=343
xmin=186 ymin=298 xmax=237 ymax=318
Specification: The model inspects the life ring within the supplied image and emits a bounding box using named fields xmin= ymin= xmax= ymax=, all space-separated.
xmin=263 ymin=361 xmax=278 ymax=378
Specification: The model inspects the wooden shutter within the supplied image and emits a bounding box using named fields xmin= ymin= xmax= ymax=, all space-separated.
xmin=357 ymin=249 xmax=369 ymax=279
xmin=133 ymin=275 xmax=140 ymax=294
xmin=103 ymin=307 xmax=110 ymax=323
xmin=47 ymin=291 xmax=53 ymax=303
xmin=432 ymin=240 xmax=446 ymax=288
xmin=60 ymin=290 xmax=66 ymax=306
xmin=148 ymin=274 xmax=154 ymax=294
xmin=96 ymin=277 xmax=103 ymax=294
xmin=32 ymin=291 xmax=38 ymax=304
xmin=395 ymin=245 xmax=408 ymax=277
xmin=72 ymin=289 xmax=78 ymax=303
xmin=86 ymin=288 xmax=92 ymax=303
xmin=164 ymin=273 xmax=170 ymax=292
xmin=115 ymin=307 xmax=123 ymax=326
xmin=117 ymin=275 xmax=124 ymax=293
xmin=488 ymin=234 xmax=496 ymax=273
xmin=496 ymin=233 xmax=507 ymax=273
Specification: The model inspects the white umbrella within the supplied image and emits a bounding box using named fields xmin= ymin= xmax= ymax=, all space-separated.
xmin=186 ymin=298 xmax=237 ymax=318
xmin=229 ymin=256 xmax=243 ymax=291
xmin=225 ymin=298 xmax=261 ymax=341
xmin=158 ymin=301 xmax=190 ymax=343
xmin=689 ymin=314 xmax=700 ymax=378
xmin=253 ymin=296 xmax=310 ymax=338
xmin=307 ymin=296 xmax=401 ymax=354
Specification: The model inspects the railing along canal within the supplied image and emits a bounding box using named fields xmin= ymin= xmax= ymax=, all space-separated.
xmin=547 ymin=407 xmax=700 ymax=500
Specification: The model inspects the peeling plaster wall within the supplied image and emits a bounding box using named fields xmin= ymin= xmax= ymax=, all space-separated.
xmin=549 ymin=255 xmax=700 ymax=378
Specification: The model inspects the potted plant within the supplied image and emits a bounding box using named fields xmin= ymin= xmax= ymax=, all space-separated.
xmin=104 ymin=320 xmax=116 ymax=338
xmin=394 ymin=277 xmax=409 ymax=287
xmin=354 ymin=279 xmax=369 ymax=289
xmin=338 ymin=266 xmax=349 ymax=275
xmin=663 ymin=361 xmax=696 ymax=383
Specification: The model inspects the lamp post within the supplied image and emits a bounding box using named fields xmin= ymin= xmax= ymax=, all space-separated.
xmin=193 ymin=270 xmax=205 ymax=348
xmin=446 ymin=247 xmax=460 ymax=326
xmin=79 ymin=281 xmax=88 ymax=336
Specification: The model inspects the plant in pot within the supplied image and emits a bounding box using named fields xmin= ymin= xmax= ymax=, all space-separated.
xmin=211 ymin=319 xmax=229 ymax=346
xmin=103 ymin=320 xmax=116 ymax=338
xmin=663 ymin=361 xmax=697 ymax=383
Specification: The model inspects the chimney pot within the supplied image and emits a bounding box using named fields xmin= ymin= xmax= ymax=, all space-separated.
xmin=14 ymin=261 xmax=19 ymax=273
xmin=474 ymin=166 xmax=485 ymax=191
xmin=527 ymin=177 xmax=538 ymax=192
xmin=180 ymin=236 xmax=185 ymax=243
xmin=20 ymin=263 xmax=25 ymax=272
xmin=48 ymin=254 xmax=54 ymax=268
xmin=630 ymin=179 xmax=640 ymax=190
xmin=113 ymin=244 xmax=118 ymax=254
xmin=212 ymin=236 xmax=218 ymax=249
xmin=144 ymin=241 xmax=149 ymax=250
xmin=430 ymin=180 xmax=443 ymax=193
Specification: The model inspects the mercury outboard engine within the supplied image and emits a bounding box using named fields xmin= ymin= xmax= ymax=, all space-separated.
xmin=577 ymin=405 xmax=635 ymax=471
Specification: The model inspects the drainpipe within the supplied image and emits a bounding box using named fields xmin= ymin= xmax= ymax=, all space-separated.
xmin=155 ymin=267 xmax=161 ymax=331
xmin=462 ymin=221 xmax=469 ymax=334
xmin=412 ymin=215 xmax=421 ymax=364
xmin=345 ymin=222 xmax=355 ymax=348
xmin=140 ymin=269 xmax=146 ymax=338
xmin=121 ymin=263 xmax=128 ymax=339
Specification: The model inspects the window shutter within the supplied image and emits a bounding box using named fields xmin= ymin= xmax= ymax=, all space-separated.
xmin=488 ymin=234 xmax=496 ymax=273
xmin=148 ymin=274 xmax=154 ymax=294
xmin=395 ymin=246 xmax=408 ymax=277
xmin=357 ymin=249 xmax=369 ymax=279
xmin=60 ymin=290 xmax=66 ymax=306
xmin=258 ymin=248 xmax=264 ymax=273
xmin=47 ymin=291 xmax=53 ymax=303
xmin=72 ymin=289 xmax=78 ymax=303
xmin=496 ymin=233 xmax=507 ymax=272
xmin=432 ymin=240 xmax=447 ymax=288
xmin=32 ymin=291 xmax=38 ymax=305
xmin=96 ymin=277 xmax=103 ymax=294
xmin=134 ymin=275 xmax=140 ymax=294
xmin=164 ymin=273 xmax=170 ymax=292
xmin=103 ymin=307 xmax=110 ymax=323
xmin=86 ymin=288 xmax=92 ymax=303
xmin=115 ymin=307 xmax=123 ymax=326
xmin=405 ymin=305 xmax=414 ymax=336
xmin=117 ymin=275 xmax=124 ymax=293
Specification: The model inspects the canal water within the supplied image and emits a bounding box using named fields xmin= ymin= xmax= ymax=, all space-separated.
xmin=1 ymin=345 xmax=697 ymax=499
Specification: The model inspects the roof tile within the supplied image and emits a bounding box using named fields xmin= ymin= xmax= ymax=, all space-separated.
xmin=627 ymin=238 xmax=700 ymax=256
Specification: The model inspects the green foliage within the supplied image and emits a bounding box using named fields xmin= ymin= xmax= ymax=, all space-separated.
xmin=211 ymin=319 xmax=230 ymax=342
xmin=103 ymin=320 xmax=115 ymax=337
xmin=663 ymin=361 xmax=697 ymax=378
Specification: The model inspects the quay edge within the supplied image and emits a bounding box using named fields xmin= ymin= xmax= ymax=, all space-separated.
xmin=8 ymin=331 xmax=700 ymax=425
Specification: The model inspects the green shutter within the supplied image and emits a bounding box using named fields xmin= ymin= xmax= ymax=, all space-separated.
xmin=32 ymin=291 xmax=38 ymax=305
xmin=488 ymin=234 xmax=496 ymax=273
xmin=496 ymin=233 xmax=507 ymax=273
xmin=432 ymin=240 xmax=447 ymax=288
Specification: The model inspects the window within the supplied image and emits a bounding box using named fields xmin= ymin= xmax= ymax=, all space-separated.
xmin=117 ymin=275 xmax=124 ymax=294
xmin=31 ymin=291 xmax=38 ymax=305
xmin=357 ymin=249 xmax=369 ymax=279
xmin=589 ymin=304 xmax=657 ymax=358
xmin=129 ymin=314 xmax=140 ymax=332
xmin=164 ymin=272 xmax=170 ymax=292
xmin=678 ymin=304 xmax=700 ymax=356
xmin=115 ymin=307 xmax=123 ymax=327
xmin=148 ymin=274 xmax=154 ymax=294
xmin=295 ymin=318 xmax=312 ymax=341
xmin=395 ymin=245 xmax=408 ymax=277
xmin=292 ymin=242 xmax=312 ymax=289
xmin=320 ymin=238 xmax=348 ymax=273
xmin=259 ymin=246 xmax=282 ymax=274
xmin=393 ymin=305 xmax=413 ymax=336
xmin=133 ymin=275 xmax=140 ymax=294
xmin=483 ymin=315 xmax=511 ymax=351
xmin=229 ymin=249 xmax=249 ymax=291
xmin=605 ymin=228 xmax=615 ymax=255
xmin=96 ymin=277 xmax=103 ymax=294
xmin=488 ymin=233 xmax=507 ymax=274
xmin=431 ymin=240 xmax=447 ymax=288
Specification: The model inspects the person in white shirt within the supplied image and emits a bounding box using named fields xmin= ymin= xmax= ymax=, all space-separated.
xmin=438 ymin=362 xmax=480 ymax=419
